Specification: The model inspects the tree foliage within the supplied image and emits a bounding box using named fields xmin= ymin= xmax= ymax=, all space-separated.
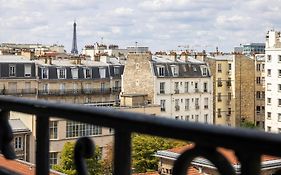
xmin=132 ymin=134 xmax=187 ymax=173
xmin=240 ymin=120 xmax=257 ymax=129
xmin=53 ymin=141 xmax=103 ymax=175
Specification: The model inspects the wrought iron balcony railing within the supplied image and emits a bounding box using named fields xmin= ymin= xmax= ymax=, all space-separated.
xmin=0 ymin=88 xmax=38 ymax=95
xmin=1 ymin=96 xmax=281 ymax=175
xmin=38 ymin=88 xmax=112 ymax=96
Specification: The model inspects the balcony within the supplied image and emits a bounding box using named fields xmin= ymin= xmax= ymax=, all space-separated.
xmin=217 ymin=81 xmax=223 ymax=87
xmin=175 ymin=105 xmax=180 ymax=111
xmin=1 ymin=96 xmax=281 ymax=175
xmin=0 ymin=88 xmax=37 ymax=95
xmin=112 ymin=87 xmax=121 ymax=93
xmin=227 ymin=80 xmax=232 ymax=87
xmin=38 ymin=88 xmax=111 ymax=96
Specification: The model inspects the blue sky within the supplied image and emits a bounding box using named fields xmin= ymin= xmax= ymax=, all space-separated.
xmin=0 ymin=0 xmax=281 ymax=53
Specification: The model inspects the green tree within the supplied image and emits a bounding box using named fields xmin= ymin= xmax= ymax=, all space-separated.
xmin=53 ymin=142 xmax=103 ymax=175
xmin=240 ymin=120 xmax=257 ymax=129
xmin=132 ymin=134 xmax=187 ymax=173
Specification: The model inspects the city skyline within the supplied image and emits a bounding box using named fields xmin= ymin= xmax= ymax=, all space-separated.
xmin=0 ymin=0 xmax=281 ymax=52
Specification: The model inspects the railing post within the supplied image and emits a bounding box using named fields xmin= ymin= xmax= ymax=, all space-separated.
xmin=36 ymin=115 xmax=50 ymax=175
xmin=113 ymin=130 xmax=131 ymax=175
xmin=237 ymin=152 xmax=261 ymax=175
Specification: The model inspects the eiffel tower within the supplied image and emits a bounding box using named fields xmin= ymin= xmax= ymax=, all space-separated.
xmin=71 ymin=21 xmax=78 ymax=54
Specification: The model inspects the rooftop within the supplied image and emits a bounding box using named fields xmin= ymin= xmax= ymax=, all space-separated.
xmin=9 ymin=119 xmax=30 ymax=133
xmin=0 ymin=55 xmax=34 ymax=63
xmin=0 ymin=155 xmax=64 ymax=175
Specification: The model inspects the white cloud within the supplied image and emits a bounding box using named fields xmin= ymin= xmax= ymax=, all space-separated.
xmin=0 ymin=0 xmax=281 ymax=52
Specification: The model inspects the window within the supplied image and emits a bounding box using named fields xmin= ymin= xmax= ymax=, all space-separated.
xmin=184 ymin=82 xmax=189 ymax=93
xmin=256 ymin=106 xmax=261 ymax=114
xmin=24 ymin=82 xmax=31 ymax=93
xmin=228 ymin=92 xmax=232 ymax=101
xmin=9 ymin=65 xmax=16 ymax=77
xmin=267 ymin=126 xmax=271 ymax=132
xmin=262 ymin=64 xmax=265 ymax=72
xmin=204 ymin=98 xmax=208 ymax=109
xmin=267 ymin=55 xmax=272 ymax=62
xmin=160 ymin=82 xmax=165 ymax=94
xmin=185 ymin=115 xmax=190 ymax=121
xmin=203 ymin=82 xmax=208 ymax=92
xmin=218 ymin=108 xmax=222 ymax=118
xmin=49 ymin=152 xmax=58 ymax=166
xmin=218 ymin=63 xmax=222 ymax=72
xmin=279 ymin=55 xmax=281 ymax=62
xmin=160 ymin=100 xmax=166 ymax=112
xmin=14 ymin=136 xmax=23 ymax=150
xmin=279 ymin=70 xmax=281 ymax=77
xmin=66 ymin=121 xmax=102 ymax=138
xmin=174 ymin=82 xmax=179 ymax=94
xmin=57 ymin=68 xmax=66 ymax=79
xmin=42 ymin=68 xmax=48 ymax=79
xmin=279 ymin=99 xmax=281 ymax=106
xmin=267 ymin=69 xmax=271 ymax=76
xmin=99 ymin=67 xmax=106 ymax=78
xmin=171 ymin=65 xmax=179 ymax=76
xmin=194 ymin=82 xmax=199 ymax=92
xmin=195 ymin=98 xmax=199 ymax=109
xmin=24 ymin=64 xmax=31 ymax=77
xmin=256 ymin=91 xmax=261 ymax=99
xmin=261 ymin=91 xmax=265 ymax=99
xmin=256 ymin=64 xmax=260 ymax=71
xmin=158 ymin=66 xmax=165 ymax=76
xmin=71 ymin=68 xmax=78 ymax=79
xmin=59 ymin=83 xmax=65 ymax=94
xmin=218 ymin=78 xmax=222 ymax=87
xmin=204 ymin=114 xmax=208 ymax=124
xmin=218 ymin=93 xmax=222 ymax=102
xmin=114 ymin=66 xmax=120 ymax=75
xmin=267 ymin=83 xmax=272 ymax=91
xmin=278 ymin=113 xmax=281 ymax=122
xmin=101 ymin=82 xmax=105 ymax=92
xmin=228 ymin=63 xmax=231 ymax=71
xmin=228 ymin=108 xmax=231 ymax=116
xmin=267 ymin=98 xmax=271 ymax=104
xmin=175 ymin=99 xmax=180 ymax=111
xmin=267 ymin=112 xmax=271 ymax=120
xmin=73 ymin=83 xmax=78 ymax=93
xmin=195 ymin=115 xmax=199 ymax=122
xmin=185 ymin=99 xmax=190 ymax=111
xmin=43 ymin=83 xmax=49 ymax=93
xmin=256 ymin=77 xmax=261 ymax=84
xmin=8 ymin=82 xmax=17 ymax=94
xmin=202 ymin=67 xmax=207 ymax=76
xmin=84 ymin=68 xmax=92 ymax=79
xmin=279 ymin=84 xmax=281 ymax=91
xmin=49 ymin=121 xmax=58 ymax=139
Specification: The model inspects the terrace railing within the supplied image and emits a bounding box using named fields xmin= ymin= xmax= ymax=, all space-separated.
xmin=0 ymin=96 xmax=281 ymax=175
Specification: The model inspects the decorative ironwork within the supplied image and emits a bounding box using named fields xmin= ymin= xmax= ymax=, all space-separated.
xmin=0 ymin=96 xmax=281 ymax=175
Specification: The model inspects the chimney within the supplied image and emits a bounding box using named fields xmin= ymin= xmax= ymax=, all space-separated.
xmin=170 ymin=52 xmax=177 ymax=62
xmin=49 ymin=57 xmax=52 ymax=65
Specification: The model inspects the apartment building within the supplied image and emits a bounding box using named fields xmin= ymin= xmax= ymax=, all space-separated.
xmin=9 ymin=119 xmax=31 ymax=162
xmin=0 ymin=55 xmax=37 ymax=98
xmin=206 ymin=54 xmax=255 ymax=127
xmin=265 ymin=30 xmax=281 ymax=133
xmin=1 ymin=55 xmax=124 ymax=164
xmin=255 ymin=54 xmax=266 ymax=129
xmin=122 ymin=53 xmax=213 ymax=124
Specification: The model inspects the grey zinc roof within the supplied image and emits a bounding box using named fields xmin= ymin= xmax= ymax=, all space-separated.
xmin=0 ymin=55 xmax=34 ymax=63
xmin=9 ymin=119 xmax=30 ymax=133
xmin=212 ymin=55 xmax=234 ymax=61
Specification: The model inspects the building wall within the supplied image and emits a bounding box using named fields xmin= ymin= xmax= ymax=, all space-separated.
xmin=234 ymin=54 xmax=255 ymax=126
xmin=122 ymin=53 xmax=155 ymax=103
xmin=265 ymin=30 xmax=281 ymax=133
xmin=155 ymin=77 xmax=213 ymax=123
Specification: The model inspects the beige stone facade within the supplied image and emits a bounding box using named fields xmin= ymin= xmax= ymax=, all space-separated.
xmin=206 ymin=54 xmax=255 ymax=127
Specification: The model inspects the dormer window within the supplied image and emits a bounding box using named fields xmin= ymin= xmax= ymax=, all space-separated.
xmin=202 ymin=67 xmax=208 ymax=76
xmin=157 ymin=66 xmax=165 ymax=77
xmin=9 ymin=64 xmax=16 ymax=77
xmin=171 ymin=65 xmax=179 ymax=76
xmin=99 ymin=67 xmax=106 ymax=78
xmin=57 ymin=68 xmax=66 ymax=79
xmin=114 ymin=66 xmax=120 ymax=75
xmin=71 ymin=68 xmax=78 ymax=79
xmin=42 ymin=67 xmax=48 ymax=79
xmin=193 ymin=66 xmax=197 ymax=72
xmin=83 ymin=68 xmax=92 ymax=79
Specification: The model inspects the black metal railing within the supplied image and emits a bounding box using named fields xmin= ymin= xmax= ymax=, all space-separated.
xmin=1 ymin=96 xmax=281 ymax=175
xmin=0 ymin=89 xmax=37 ymax=95
xmin=38 ymin=88 xmax=112 ymax=96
